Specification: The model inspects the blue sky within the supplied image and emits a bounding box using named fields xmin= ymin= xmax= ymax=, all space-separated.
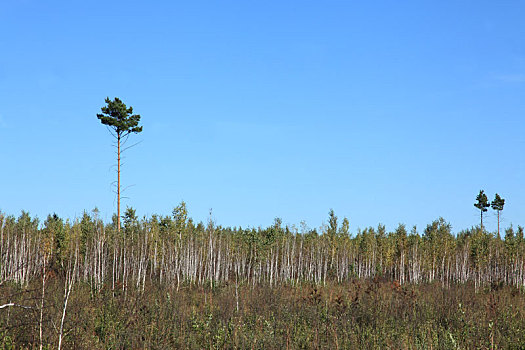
xmin=1 ymin=1 xmax=524 ymax=233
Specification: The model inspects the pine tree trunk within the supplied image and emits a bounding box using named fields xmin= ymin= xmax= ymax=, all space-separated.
xmin=498 ymin=211 xmax=500 ymax=237
xmin=117 ymin=133 xmax=121 ymax=233
xmin=481 ymin=210 xmax=483 ymax=231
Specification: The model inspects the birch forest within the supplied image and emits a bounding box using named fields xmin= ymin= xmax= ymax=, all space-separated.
xmin=1 ymin=206 xmax=525 ymax=348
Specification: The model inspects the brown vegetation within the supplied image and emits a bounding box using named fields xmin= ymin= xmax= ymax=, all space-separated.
xmin=1 ymin=278 xmax=525 ymax=349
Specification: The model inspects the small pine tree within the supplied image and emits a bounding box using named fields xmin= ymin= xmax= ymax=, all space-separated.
xmin=491 ymin=193 xmax=505 ymax=237
xmin=340 ymin=217 xmax=350 ymax=236
xmin=474 ymin=190 xmax=490 ymax=231
xmin=327 ymin=209 xmax=338 ymax=238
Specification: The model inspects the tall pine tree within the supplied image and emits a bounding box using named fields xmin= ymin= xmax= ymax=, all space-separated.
xmin=97 ymin=97 xmax=143 ymax=232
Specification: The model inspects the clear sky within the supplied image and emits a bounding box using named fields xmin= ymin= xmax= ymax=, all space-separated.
xmin=1 ymin=1 xmax=523 ymax=233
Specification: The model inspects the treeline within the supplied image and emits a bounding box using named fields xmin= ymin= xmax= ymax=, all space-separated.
xmin=1 ymin=205 xmax=524 ymax=291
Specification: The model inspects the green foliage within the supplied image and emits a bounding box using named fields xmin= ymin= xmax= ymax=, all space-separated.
xmin=491 ymin=193 xmax=505 ymax=212
xmin=97 ymin=97 xmax=143 ymax=137
xmin=326 ymin=209 xmax=338 ymax=238
xmin=394 ymin=223 xmax=407 ymax=255
xmin=79 ymin=211 xmax=94 ymax=257
xmin=474 ymin=190 xmax=490 ymax=213
xmin=172 ymin=201 xmax=188 ymax=239
xmin=123 ymin=206 xmax=141 ymax=243
xmin=340 ymin=217 xmax=350 ymax=236
xmin=44 ymin=213 xmax=66 ymax=268
xmin=16 ymin=211 xmax=39 ymax=237
xmin=123 ymin=206 xmax=138 ymax=227
xmin=470 ymin=228 xmax=492 ymax=268
xmin=518 ymin=226 xmax=524 ymax=242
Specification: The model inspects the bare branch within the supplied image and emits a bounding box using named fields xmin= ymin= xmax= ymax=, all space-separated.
xmin=121 ymin=140 xmax=143 ymax=153
xmin=0 ymin=303 xmax=33 ymax=310
xmin=121 ymin=184 xmax=136 ymax=193
xmin=105 ymin=126 xmax=118 ymax=139
xmin=122 ymin=132 xmax=131 ymax=145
